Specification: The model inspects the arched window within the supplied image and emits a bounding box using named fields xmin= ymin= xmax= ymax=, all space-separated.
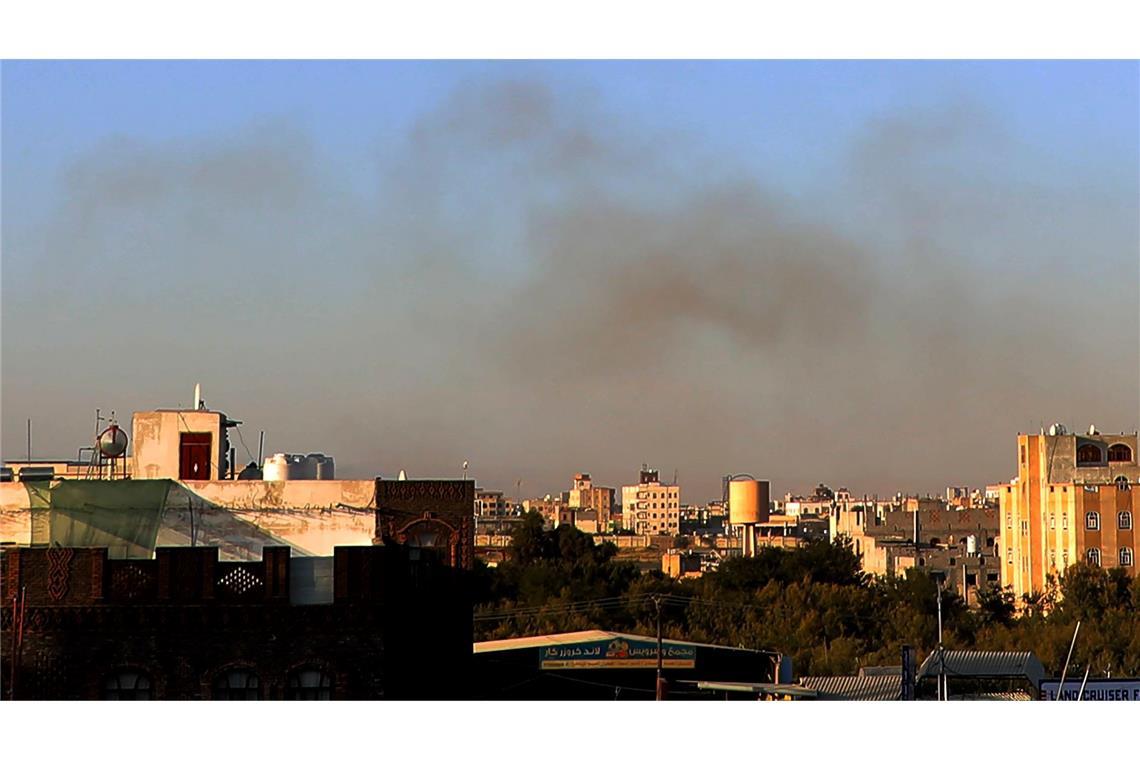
xmin=1115 ymin=476 xmax=1131 ymax=492
xmin=212 ymin=668 xmax=260 ymax=700
xmin=1086 ymin=548 xmax=1101 ymax=567
xmin=1120 ymin=511 xmax=1133 ymax=530
xmin=1121 ymin=548 xmax=1134 ymax=567
xmin=1086 ymin=511 xmax=1100 ymax=531
xmin=286 ymin=668 xmax=333 ymax=700
xmin=1108 ymin=444 xmax=1133 ymax=463
xmin=1077 ymin=444 xmax=1102 ymax=465
xmin=103 ymin=670 xmax=152 ymax=700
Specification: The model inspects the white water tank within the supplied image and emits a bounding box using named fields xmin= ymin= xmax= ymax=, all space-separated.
xmin=263 ymin=452 xmax=335 ymax=480
xmin=263 ymin=453 xmax=291 ymax=481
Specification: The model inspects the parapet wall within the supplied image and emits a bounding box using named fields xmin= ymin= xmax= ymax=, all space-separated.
xmin=0 ymin=479 xmax=378 ymax=559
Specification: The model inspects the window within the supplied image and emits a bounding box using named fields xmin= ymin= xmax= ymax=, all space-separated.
xmin=1121 ymin=548 xmax=1135 ymax=567
xmin=103 ymin=670 xmax=152 ymax=700
xmin=1062 ymin=514 xmax=1069 ymax=530
xmin=1086 ymin=548 xmax=1101 ymax=567
xmin=286 ymin=668 xmax=333 ymax=700
xmin=1120 ymin=511 xmax=1133 ymax=530
xmin=1021 ymin=520 xmax=1028 ymax=536
xmin=1077 ymin=443 xmax=1102 ymax=465
xmin=1050 ymin=515 xmax=1056 ymax=530
xmin=1086 ymin=511 xmax=1100 ymax=531
xmin=1115 ymin=476 xmax=1131 ymax=492
xmin=1108 ymin=444 xmax=1133 ymax=463
xmin=212 ymin=668 xmax=260 ymax=700
xmin=1006 ymin=514 xmax=1012 ymax=529
xmin=1062 ymin=550 xmax=1069 ymax=566
xmin=1050 ymin=551 xmax=1056 ymax=566
xmin=1006 ymin=548 xmax=1013 ymax=565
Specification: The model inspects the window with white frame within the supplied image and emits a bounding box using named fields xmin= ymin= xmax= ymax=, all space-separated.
xmin=1121 ymin=548 xmax=1134 ymax=567
xmin=1086 ymin=548 xmax=1101 ymax=567
xmin=1086 ymin=511 xmax=1100 ymax=531
xmin=1119 ymin=511 xmax=1133 ymax=530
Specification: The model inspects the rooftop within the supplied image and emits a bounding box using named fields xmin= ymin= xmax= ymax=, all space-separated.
xmin=474 ymin=629 xmax=776 ymax=655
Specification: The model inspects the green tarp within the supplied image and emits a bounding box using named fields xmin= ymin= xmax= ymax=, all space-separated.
xmin=26 ymin=479 xmax=173 ymax=559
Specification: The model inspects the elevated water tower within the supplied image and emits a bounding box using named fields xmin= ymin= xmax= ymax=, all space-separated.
xmin=726 ymin=475 xmax=770 ymax=558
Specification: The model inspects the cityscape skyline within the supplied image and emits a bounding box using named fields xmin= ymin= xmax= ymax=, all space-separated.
xmin=3 ymin=61 xmax=1138 ymax=503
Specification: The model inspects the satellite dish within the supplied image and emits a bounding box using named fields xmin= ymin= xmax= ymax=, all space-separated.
xmin=1088 ymin=424 xmax=1099 ymax=435
xmin=398 ymin=469 xmax=407 ymax=481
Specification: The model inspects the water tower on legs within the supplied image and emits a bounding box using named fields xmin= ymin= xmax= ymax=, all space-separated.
xmin=726 ymin=476 xmax=770 ymax=558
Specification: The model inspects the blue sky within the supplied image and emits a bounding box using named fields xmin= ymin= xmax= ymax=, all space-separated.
xmin=5 ymin=60 xmax=1134 ymax=221
xmin=2 ymin=61 xmax=1138 ymax=499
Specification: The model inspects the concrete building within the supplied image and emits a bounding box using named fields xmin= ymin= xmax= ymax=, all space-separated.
xmin=132 ymin=408 xmax=236 ymax=481
xmin=475 ymin=489 xmax=514 ymax=519
xmin=1000 ymin=428 xmax=1139 ymax=600
xmin=566 ymin=473 xmax=615 ymax=532
xmin=831 ymin=500 xmax=1000 ymax=603
xmin=621 ymin=467 xmax=680 ymax=536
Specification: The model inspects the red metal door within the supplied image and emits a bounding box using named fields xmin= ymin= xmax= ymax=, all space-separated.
xmin=179 ymin=433 xmax=212 ymax=480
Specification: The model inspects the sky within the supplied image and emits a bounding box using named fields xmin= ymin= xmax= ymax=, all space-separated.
xmin=2 ymin=60 xmax=1138 ymax=502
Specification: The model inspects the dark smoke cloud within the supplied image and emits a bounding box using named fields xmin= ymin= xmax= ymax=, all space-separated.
xmin=3 ymin=79 xmax=1136 ymax=502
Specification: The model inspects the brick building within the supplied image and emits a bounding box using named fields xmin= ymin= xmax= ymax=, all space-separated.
xmin=1 ymin=544 xmax=470 ymax=700
xmin=375 ymin=478 xmax=476 ymax=571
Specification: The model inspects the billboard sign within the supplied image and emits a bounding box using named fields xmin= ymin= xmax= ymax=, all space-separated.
xmin=540 ymin=637 xmax=696 ymax=670
xmin=1039 ymin=679 xmax=1140 ymax=701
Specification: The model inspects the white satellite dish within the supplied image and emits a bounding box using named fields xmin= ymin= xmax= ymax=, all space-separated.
xmin=398 ymin=469 xmax=407 ymax=481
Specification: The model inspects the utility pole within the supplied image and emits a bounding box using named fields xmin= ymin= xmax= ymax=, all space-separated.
xmin=937 ymin=583 xmax=946 ymax=701
xmin=654 ymin=595 xmax=666 ymax=701
xmin=1057 ymin=620 xmax=1081 ymax=699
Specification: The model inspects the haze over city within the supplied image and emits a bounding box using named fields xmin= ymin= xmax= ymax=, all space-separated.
xmin=3 ymin=60 xmax=1138 ymax=502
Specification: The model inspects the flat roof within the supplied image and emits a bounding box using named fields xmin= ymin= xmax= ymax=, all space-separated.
xmin=474 ymin=629 xmax=776 ymax=656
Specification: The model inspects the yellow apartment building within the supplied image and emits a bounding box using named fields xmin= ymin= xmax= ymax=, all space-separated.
xmin=999 ymin=428 xmax=1138 ymax=599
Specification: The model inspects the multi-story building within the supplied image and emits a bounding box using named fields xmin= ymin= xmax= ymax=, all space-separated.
xmin=522 ymin=495 xmax=562 ymax=527
xmin=1000 ymin=428 xmax=1139 ymax=600
xmin=621 ymin=467 xmax=680 ymax=536
xmin=475 ymin=489 xmax=516 ymax=519
xmin=831 ymin=499 xmax=1000 ymax=603
xmin=566 ymin=473 xmax=615 ymax=531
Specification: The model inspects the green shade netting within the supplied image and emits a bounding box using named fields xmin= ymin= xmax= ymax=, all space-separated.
xmin=26 ymin=479 xmax=173 ymax=559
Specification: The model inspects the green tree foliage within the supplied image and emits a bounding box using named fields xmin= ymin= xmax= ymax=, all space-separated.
xmin=474 ymin=523 xmax=1140 ymax=677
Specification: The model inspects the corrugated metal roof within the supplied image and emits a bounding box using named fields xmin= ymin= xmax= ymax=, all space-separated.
xmin=693 ymin=681 xmax=818 ymax=698
xmin=474 ymin=630 xmax=771 ymax=655
xmin=916 ymin=649 xmax=1044 ymax=685
xmin=859 ymin=665 xmax=902 ymax=677
xmin=799 ymin=675 xmax=902 ymax=701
